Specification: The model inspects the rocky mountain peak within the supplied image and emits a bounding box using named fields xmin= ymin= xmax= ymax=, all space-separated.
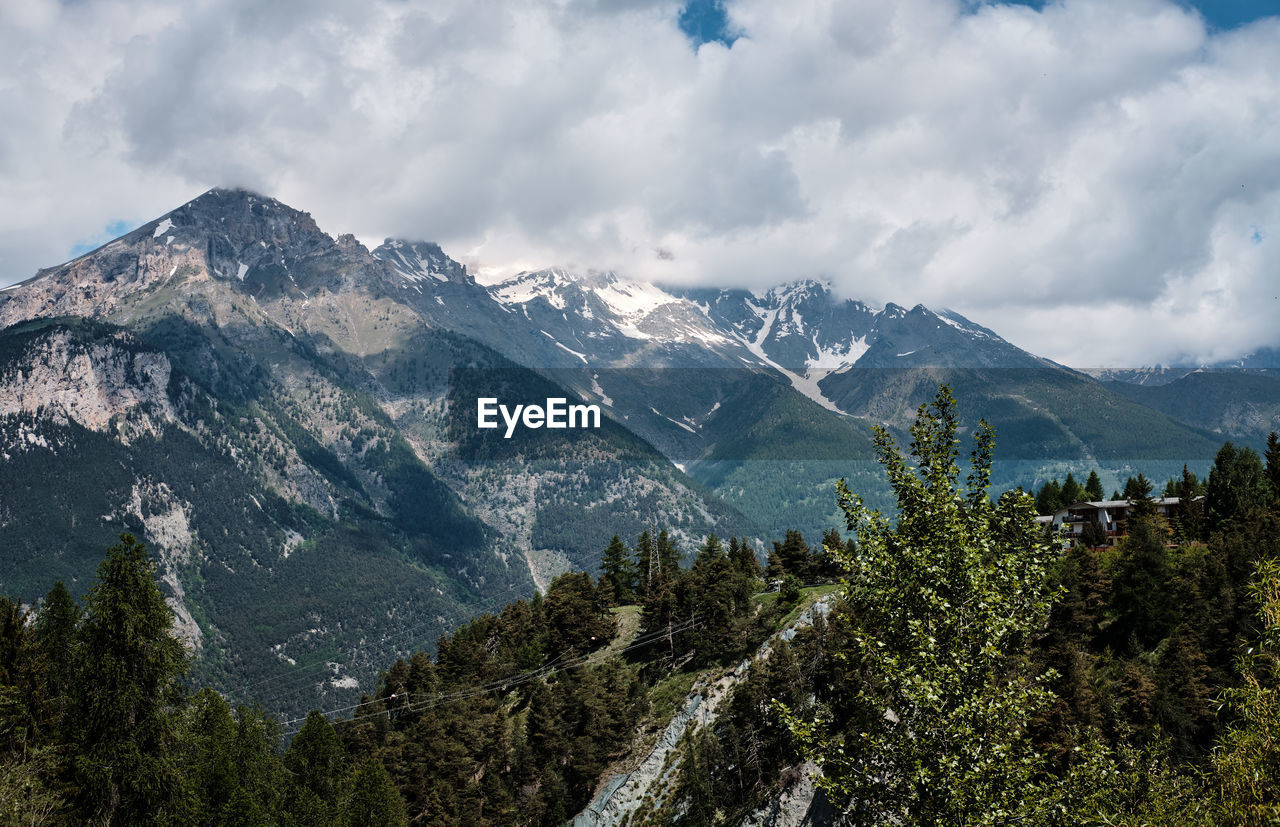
xmin=373 ymin=239 xmax=471 ymax=285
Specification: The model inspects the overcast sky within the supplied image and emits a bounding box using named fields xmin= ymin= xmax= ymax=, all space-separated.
xmin=2 ymin=0 xmax=1277 ymax=367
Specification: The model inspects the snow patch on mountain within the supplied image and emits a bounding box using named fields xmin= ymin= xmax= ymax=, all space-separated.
xmin=492 ymin=269 xmax=572 ymax=308
xmin=805 ymin=335 xmax=869 ymax=373
xmin=556 ymin=341 xmax=588 ymax=364
xmin=735 ymin=300 xmax=845 ymax=414
xmin=595 ymin=278 xmax=675 ymax=319
xmin=590 ymin=374 xmax=613 ymax=407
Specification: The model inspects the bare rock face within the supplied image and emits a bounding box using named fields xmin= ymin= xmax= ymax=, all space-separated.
xmin=0 ymin=327 xmax=175 ymax=435
xmin=0 ymin=188 xmax=366 ymax=331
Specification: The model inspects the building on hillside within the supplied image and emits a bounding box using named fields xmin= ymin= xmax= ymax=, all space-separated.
xmin=1034 ymin=496 xmax=1203 ymax=548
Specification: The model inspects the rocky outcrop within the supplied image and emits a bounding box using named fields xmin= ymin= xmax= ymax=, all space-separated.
xmin=574 ymin=599 xmax=832 ymax=827
xmin=740 ymin=761 xmax=834 ymax=827
xmin=126 ymin=481 xmax=203 ymax=652
xmin=0 ymin=327 xmax=175 ymax=434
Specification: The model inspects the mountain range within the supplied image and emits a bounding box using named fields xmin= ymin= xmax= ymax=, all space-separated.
xmin=1 ymin=187 xmax=1271 ymax=715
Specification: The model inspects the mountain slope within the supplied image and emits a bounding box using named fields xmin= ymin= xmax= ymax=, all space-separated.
xmin=0 ymin=189 xmax=761 ymax=717
xmin=1104 ymin=371 xmax=1280 ymax=446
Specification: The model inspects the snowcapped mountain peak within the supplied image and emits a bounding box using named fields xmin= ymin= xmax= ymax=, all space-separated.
xmin=491 ymin=268 xmax=577 ymax=308
xmin=487 ymin=267 xmax=716 ymax=344
xmin=372 ymin=239 xmax=470 ymax=284
xmin=748 ymin=278 xmax=828 ymax=306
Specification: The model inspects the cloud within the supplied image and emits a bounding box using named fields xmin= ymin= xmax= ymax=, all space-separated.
xmin=1 ymin=0 xmax=1277 ymax=367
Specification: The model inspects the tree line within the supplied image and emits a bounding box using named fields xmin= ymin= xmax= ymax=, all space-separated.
xmin=7 ymin=394 xmax=1280 ymax=823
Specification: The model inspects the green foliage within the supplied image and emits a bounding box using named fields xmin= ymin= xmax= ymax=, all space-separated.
xmin=1106 ymin=515 xmax=1177 ymax=652
xmin=544 ymin=571 xmax=615 ymax=657
xmin=779 ymin=574 xmax=802 ymax=605
xmin=773 ymin=530 xmax=812 ymax=581
xmin=1037 ymin=477 xmax=1064 ymax=515
xmin=33 ymin=581 xmax=79 ymax=709
xmin=70 ymin=533 xmax=189 ymax=825
xmin=728 ymin=535 xmax=761 ymax=579
xmin=783 ymin=385 xmax=1059 ymax=823
xmin=1061 ymin=472 xmax=1085 ymax=506
xmin=1267 ymin=431 xmax=1280 ymax=503
xmin=600 ymin=534 xmax=638 ymax=605
xmin=1085 ymin=470 xmax=1105 ymax=502
xmin=1212 ymin=557 xmax=1280 ymax=823
xmin=1209 ymin=441 xmax=1270 ymax=531
xmin=339 ymin=760 xmax=407 ymax=827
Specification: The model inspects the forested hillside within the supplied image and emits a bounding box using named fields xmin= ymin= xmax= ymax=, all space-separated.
xmin=6 ymin=387 xmax=1280 ymax=824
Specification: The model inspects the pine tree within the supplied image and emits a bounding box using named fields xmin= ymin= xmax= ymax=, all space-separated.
xmin=1264 ymin=431 xmax=1280 ymax=503
xmin=773 ymin=530 xmax=811 ymax=580
xmin=1208 ymin=442 xmax=1269 ymax=531
xmin=340 ymin=759 xmax=408 ymax=826
xmin=33 ymin=580 xmax=79 ymax=706
xmin=599 ymin=535 xmax=636 ymax=605
xmin=634 ymin=530 xmax=656 ymax=599
xmin=764 ymin=551 xmax=785 ymax=581
xmin=1061 ymin=472 xmax=1084 ymax=505
xmin=817 ymin=528 xmax=846 ymax=580
xmin=1085 ymin=470 xmax=1105 ymax=502
xmin=657 ymin=530 xmax=682 ymax=583
xmin=1108 ymin=514 xmax=1176 ymax=652
xmin=1080 ymin=514 xmax=1109 ymax=549
xmin=1173 ymin=465 xmax=1207 ymax=543
xmin=285 ymin=710 xmax=349 ymax=820
xmin=728 ymin=536 xmax=760 ymax=578
xmin=697 ymin=533 xmax=726 ymax=565
xmin=0 ymin=596 xmax=44 ymax=751
xmin=69 ymin=533 xmax=188 ymax=825
xmin=1124 ymin=473 xmax=1155 ymax=506
xmin=1211 ymin=557 xmax=1280 ymax=820
xmin=1037 ymin=478 xmax=1064 ymax=515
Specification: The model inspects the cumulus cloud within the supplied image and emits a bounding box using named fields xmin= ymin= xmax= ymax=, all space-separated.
xmin=1 ymin=0 xmax=1277 ymax=367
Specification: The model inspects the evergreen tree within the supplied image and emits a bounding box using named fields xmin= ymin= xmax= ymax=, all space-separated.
xmin=656 ymin=529 xmax=682 ymax=584
xmin=1079 ymin=514 xmax=1108 ymax=549
xmin=178 ymin=688 xmax=238 ymax=823
xmin=285 ymin=710 xmax=349 ymax=821
xmin=33 ymin=580 xmax=79 ymax=706
xmin=764 ymin=551 xmax=785 ymax=581
xmin=69 ymin=533 xmax=187 ymax=825
xmin=544 ymin=572 xmax=614 ymax=657
xmin=1037 ymin=478 xmax=1064 ymax=515
xmin=772 ymin=530 xmax=811 ymax=580
xmin=340 ymin=759 xmax=408 ymax=826
xmin=1212 ymin=556 xmax=1280 ymax=821
xmin=817 ymin=528 xmax=847 ymax=580
xmin=1207 ymin=442 xmax=1269 ymax=531
xmin=697 ymin=533 xmax=726 ymax=565
xmin=0 ymin=595 xmax=46 ymax=752
xmin=599 ymin=535 xmax=636 ymax=605
xmin=728 ymin=536 xmax=760 ymax=579
xmin=1108 ymin=514 xmax=1176 ymax=652
xmin=1173 ymin=465 xmax=1207 ymax=543
xmin=1061 ymin=472 xmax=1085 ymax=505
xmin=1264 ymin=431 xmax=1280 ymax=503
xmin=634 ymin=530 xmax=656 ymax=599
xmin=1123 ymin=473 xmax=1155 ymax=504
xmin=782 ymin=386 xmax=1057 ymax=823
xmin=1085 ymin=470 xmax=1105 ymax=501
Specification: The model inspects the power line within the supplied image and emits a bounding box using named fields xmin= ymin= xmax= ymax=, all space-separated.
xmin=279 ymin=613 xmax=705 ymax=736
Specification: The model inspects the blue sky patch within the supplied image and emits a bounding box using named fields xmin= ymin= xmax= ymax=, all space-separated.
xmin=984 ymin=0 xmax=1276 ymax=31
xmin=679 ymin=0 xmax=738 ymax=48
xmin=69 ymin=219 xmax=134 ymax=259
